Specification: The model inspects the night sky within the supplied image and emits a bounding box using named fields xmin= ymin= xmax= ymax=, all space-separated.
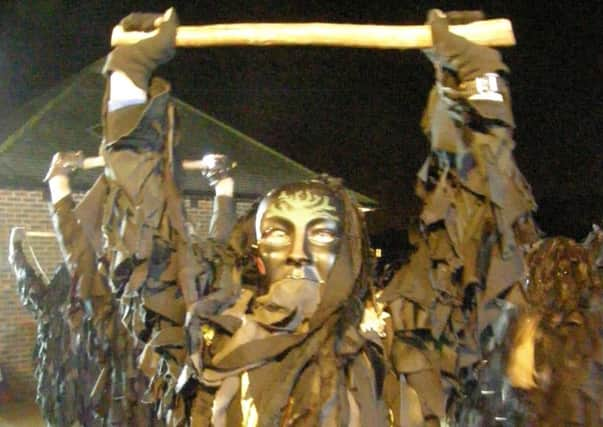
xmin=1 ymin=1 xmax=601 ymax=242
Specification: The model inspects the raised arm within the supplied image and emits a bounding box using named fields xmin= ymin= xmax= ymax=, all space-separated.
xmin=101 ymin=9 xmax=177 ymax=153
xmin=8 ymin=227 xmax=47 ymax=313
xmin=383 ymin=10 xmax=540 ymax=425
xmin=89 ymin=11 xmax=231 ymax=423
xmin=420 ymin=9 xmax=537 ymax=250
xmin=43 ymin=152 xmax=116 ymax=331
xmin=200 ymin=154 xmax=237 ymax=243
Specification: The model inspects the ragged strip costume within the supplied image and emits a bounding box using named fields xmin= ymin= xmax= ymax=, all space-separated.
xmin=379 ymin=11 xmax=540 ymax=426
xmin=8 ymin=229 xmax=99 ymax=426
xmin=48 ymin=182 xmax=163 ymax=426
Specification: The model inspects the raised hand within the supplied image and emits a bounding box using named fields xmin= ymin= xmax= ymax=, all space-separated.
xmin=43 ymin=151 xmax=84 ymax=182
xmin=199 ymin=154 xmax=236 ymax=187
xmin=422 ymin=9 xmax=513 ymax=134
xmin=8 ymin=226 xmax=26 ymax=262
xmin=103 ymin=8 xmax=179 ymax=91
xmin=425 ymin=9 xmax=508 ymax=82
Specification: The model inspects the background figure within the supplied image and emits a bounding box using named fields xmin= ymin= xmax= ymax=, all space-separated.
xmin=379 ymin=10 xmax=539 ymax=425
xmin=44 ymin=147 xmax=236 ymax=427
xmin=8 ymin=227 xmax=100 ymax=426
xmin=506 ymin=235 xmax=603 ymax=427
xmin=43 ymin=153 xmax=160 ymax=426
xmin=41 ymin=149 xmax=236 ymax=426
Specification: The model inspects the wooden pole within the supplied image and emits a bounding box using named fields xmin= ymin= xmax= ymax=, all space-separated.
xmin=111 ymin=19 xmax=515 ymax=49
xmin=26 ymin=231 xmax=57 ymax=238
xmin=82 ymin=156 xmax=105 ymax=169
xmin=80 ymin=156 xmax=232 ymax=171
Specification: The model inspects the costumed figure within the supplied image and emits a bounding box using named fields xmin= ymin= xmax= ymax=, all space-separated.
xmin=8 ymin=227 xmax=99 ymax=426
xmin=506 ymin=235 xmax=603 ymax=426
xmin=43 ymin=9 xmax=238 ymax=425
xmin=43 ymin=149 xmax=236 ymax=426
xmin=72 ymin=10 xmax=390 ymax=425
xmin=379 ymin=10 xmax=540 ymax=426
xmin=44 ymin=150 xmax=162 ymax=426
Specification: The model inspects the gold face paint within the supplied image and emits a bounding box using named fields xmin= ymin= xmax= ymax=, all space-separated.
xmin=257 ymin=187 xmax=343 ymax=286
xmin=263 ymin=190 xmax=340 ymax=222
xmin=253 ymin=183 xmax=345 ymax=328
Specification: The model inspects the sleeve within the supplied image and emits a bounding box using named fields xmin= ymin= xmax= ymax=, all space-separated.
xmin=421 ymin=43 xmax=537 ymax=255
xmin=8 ymin=241 xmax=47 ymax=313
xmin=383 ymin=31 xmax=540 ymax=425
xmin=51 ymin=195 xmax=113 ymax=322
xmin=209 ymin=195 xmax=237 ymax=244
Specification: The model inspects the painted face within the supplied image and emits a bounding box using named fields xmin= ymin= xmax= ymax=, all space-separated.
xmin=256 ymin=185 xmax=345 ymax=289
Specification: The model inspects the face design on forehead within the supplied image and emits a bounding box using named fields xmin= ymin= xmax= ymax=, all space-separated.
xmin=256 ymin=185 xmax=345 ymax=289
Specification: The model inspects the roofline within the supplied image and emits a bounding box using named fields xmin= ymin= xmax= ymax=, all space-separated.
xmin=173 ymin=98 xmax=378 ymax=206
xmin=0 ymin=59 xmax=104 ymax=155
xmin=173 ymin=98 xmax=317 ymax=177
xmin=0 ymin=77 xmax=83 ymax=155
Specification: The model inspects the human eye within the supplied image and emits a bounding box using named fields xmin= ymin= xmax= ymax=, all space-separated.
xmin=262 ymin=228 xmax=291 ymax=246
xmin=309 ymin=228 xmax=337 ymax=245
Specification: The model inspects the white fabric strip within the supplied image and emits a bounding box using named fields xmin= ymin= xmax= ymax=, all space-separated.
xmin=107 ymin=71 xmax=147 ymax=112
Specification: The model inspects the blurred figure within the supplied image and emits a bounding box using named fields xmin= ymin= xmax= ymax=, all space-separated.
xmin=8 ymin=227 xmax=99 ymax=426
xmin=507 ymin=236 xmax=603 ymax=426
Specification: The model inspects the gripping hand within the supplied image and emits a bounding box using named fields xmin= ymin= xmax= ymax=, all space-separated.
xmin=8 ymin=227 xmax=26 ymax=262
xmin=103 ymin=8 xmax=179 ymax=91
xmin=43 ymin=151 xmax=84 ymax=182
xmin=199 ymin=154 xmax=236 ymax=187
xmin=425 ymin=9 xmax=508 ymax=82
xmin=423 ymin=9 xmax=513 ymax=130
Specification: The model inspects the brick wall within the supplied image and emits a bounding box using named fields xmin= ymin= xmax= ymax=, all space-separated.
xmin=0 ymin=188 xmax=254 ymax=399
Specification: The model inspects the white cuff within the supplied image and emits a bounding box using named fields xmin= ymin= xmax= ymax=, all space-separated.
xmin=108 ymin=71 xmax=147 ymax=112
xmin=48 ymin=175 xmax=72 ymax=204
xmin=214 ymin=177 xmax=234 ymax=197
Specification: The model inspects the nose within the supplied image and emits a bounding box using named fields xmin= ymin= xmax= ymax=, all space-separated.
xmin=287 ymin=235 xmax=310 ymax=266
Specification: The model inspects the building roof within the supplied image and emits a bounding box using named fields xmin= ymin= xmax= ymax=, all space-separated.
xmin=0 ymin=59 xmax=375 ymax=206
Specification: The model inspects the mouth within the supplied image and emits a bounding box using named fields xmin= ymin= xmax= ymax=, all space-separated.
xmin=285 ymin=267 xmax=322 ymax=283
xmin=288 ymin=269 xmax=306 ymax=280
